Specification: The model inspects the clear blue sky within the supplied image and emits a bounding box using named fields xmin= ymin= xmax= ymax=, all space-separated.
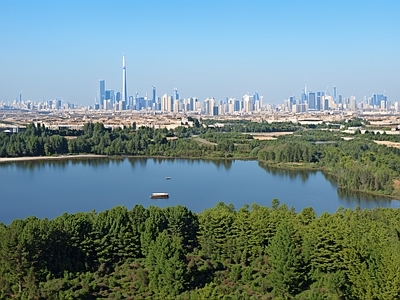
xmin=1 ymin=0 xmax=399 ymax=105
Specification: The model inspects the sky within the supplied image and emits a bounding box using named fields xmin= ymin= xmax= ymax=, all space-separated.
xmin=1 ymin=0 xmax=399 ymax=106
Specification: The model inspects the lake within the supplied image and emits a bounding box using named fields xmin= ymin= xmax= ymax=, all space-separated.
xmin=0 ymin=157 xmax=398 ymax=224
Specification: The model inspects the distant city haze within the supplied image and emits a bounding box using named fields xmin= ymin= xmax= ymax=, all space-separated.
xmin=1 ymin=1 xmax=399 ymax=105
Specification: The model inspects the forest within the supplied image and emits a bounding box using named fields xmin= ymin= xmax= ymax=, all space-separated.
xmin=1 ymin=202 xmax=400 ymax=299
xmin=2 ymin=119 xmax=400 ymax=298
xmin=1 ymin=119 xmax=400 ymax=197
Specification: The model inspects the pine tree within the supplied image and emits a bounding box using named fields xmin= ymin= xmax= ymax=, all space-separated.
xmin=267 ymin=220 xmax=305 ymax=298
xmin=145 ymin=230 xmax=188 ymax=297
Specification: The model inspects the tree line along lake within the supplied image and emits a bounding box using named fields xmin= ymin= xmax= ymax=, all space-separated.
xmin=0 ymin=157 xmax=398 ymax=225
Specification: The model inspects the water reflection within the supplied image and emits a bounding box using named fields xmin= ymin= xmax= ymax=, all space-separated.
xmin=127 ymin=157 xmax=148 ymax=168
xmin=209 ymin=159 xmax=232 ymax=170
xmin=152 ymin=157 xmax=167 ymax=165
xmin=1 ymin=159 xmax=70 ymax=172
xmin=127 ymin=157 xmax=233 ymax=171
xmin=337 ymin=188 xmax=392 ymax=206
xmin=322 ymin=172 xmax=394 ymax=204
xmin=321 ymin=172 xmax=338 ymax=188
xmin=0 ymin=157 xmax=233 ymax=171
xmin=0 ymin=157 xmax=114 ymax=171
xmin=257 ymin=161 xmax=395 ymax=206
xmin=258 ymin=162 xmax=315 ymax=182
xmin=70 ymin=158 xmax=113 ymax=168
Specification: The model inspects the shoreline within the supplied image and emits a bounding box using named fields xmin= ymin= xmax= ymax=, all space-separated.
xmin=0 ymin=154 xmax=254 ymax=164
xmin=0 ymin=154 xmax=108 ymax=163
xmin=2 ymin=154 xmax=400 ymax=201
xmin=259 ymin=160 xmax=400 ymax=201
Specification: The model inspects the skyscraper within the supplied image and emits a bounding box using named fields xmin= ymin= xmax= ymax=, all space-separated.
xmin=152 ymin=86 xmax=156 ymax=106
xmin=243 ymin=94 xmax=254 ymax=112
xmin=316 ymin=92 xmax=323 ymax=111
xmin=333 ymin=85 xmax=337 ymax=103
xmin=308 ymin=92 xmax=316 ymax=109
xmin=121 ymin=55 xmax=128 ymax=110
xmin=100 ymin=80 xmax=105 ymax=104
xmin=254 ymin=91 xmax=260 ymax=101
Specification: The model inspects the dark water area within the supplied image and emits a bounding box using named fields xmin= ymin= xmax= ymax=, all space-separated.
xmin=0 ymin=157 xmax=398 ymax=224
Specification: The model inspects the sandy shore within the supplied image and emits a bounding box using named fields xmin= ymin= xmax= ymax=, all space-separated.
xmin=0 ymin=154 xmax=108 ymax=163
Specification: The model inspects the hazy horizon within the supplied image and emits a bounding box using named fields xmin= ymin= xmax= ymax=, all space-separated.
xmin=1 ymin=0 xmax=399 ymax=105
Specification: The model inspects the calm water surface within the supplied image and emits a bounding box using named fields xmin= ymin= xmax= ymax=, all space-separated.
xmin=0 ymin=158 xmax=398 ymax=224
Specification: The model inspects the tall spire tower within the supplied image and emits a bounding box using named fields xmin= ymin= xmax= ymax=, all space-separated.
xmin=121 ymin=55 xmax=128 ymax=110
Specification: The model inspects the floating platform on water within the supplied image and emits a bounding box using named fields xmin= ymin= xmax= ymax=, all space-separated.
xmin=150 ymin=192 xmax=169 ymax=199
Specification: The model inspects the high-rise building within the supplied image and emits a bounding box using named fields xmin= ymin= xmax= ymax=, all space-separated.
xmin=103 ymin=99 xmax=110 ymax=110
xmin=121 ymin=55 xmax=128 ymax=111
xmin=129 ymin=96 xmax=134 ymax=109
xmin=56 ymin=99 xmax=62 ymax=110
xmin=161 ymin=94 xmax=172 ymax=112
xmin=323 ymin=96 xmax=329 ymax=111
xmin=135 ymin=95 xmax=145 ymax=110
xmin=372 ymin=93 xmax=386 ymax=107
xmin=316 ymin=92 xmax=324 ymax=111
xmin=116 ymin=92 xmax=121 ymax=102
xmin=234 ymin=98 xmax=240 ymax=112
xmin=228 ymin=98 xmax=235 ymax=114
xmin=203 ymin=98 xmax=214 ymax=115
xmin=174 ymin=100 xmax=180 ymax=113
xmin=333 ymin=85 xmax=337 ymax=102
xmin=105 ymin=90 xmax=110 ymax=100
xmin=152 ymin=86 xmax=156 ymax=106
xmin=349 ymin=96 xmax=356 ymax=111
xmin=308 ymin=92 xmax=316 ymax=109
xmin=380 ymin=99 xmax=387 ymax=110
xmin=174 ymin=88 xmax=179 ymax=100
xmin=209 ymin=98 xmax=215 ymax=115
xmin=289 ymin=96 xmax=296 ymax=109
xmin=100 ymin=80 xmax=105 ymax=103
xmin=213 ymin=105 xmax=219 ymax=116
xmin=254 ymin=92 xmax=261 ymax=111
xmin=301 ymin=90 xmax=307 ymax=104
xmin=188 ymin=97 xmax=194 ymax=111
xmin=243 ymin=94 xmax=254 ymax=112
xmin=254 ymin=92 xmax=259 ymax=101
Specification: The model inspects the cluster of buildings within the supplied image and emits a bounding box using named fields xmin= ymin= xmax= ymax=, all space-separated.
xmin=282 ymin=86 xmax=392 ymax=114
xmin=97 ymin=77 xmax=263 ymax=116
xmin=1 ymin=55 xmax=398 ymax=117
xmin=97 ymin=80 xmax=202 ymax=113
xmin=0 ymin=93 xmax=76 ymax=111
xmin=95 ymin=56 xmax=263 ymax=116
xmin=94 ymin=55 xmax=396 ymax=116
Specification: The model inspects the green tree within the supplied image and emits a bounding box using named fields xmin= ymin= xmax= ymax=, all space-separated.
xmin=145 ymin=231 xmax=188 ymax=297
xmin=267 ymin=220 xmax=305 ymax=298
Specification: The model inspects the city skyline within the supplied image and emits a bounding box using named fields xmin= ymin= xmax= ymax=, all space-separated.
xmin=95 ymin=60 xmax=394 ymax=114
xmin=1 ymin=1 xmax=399 ymax=105
xmin=2 ymin=58 xmax=395 ymax=114
xmin=95 ymin=57 xmax=392 ymax=114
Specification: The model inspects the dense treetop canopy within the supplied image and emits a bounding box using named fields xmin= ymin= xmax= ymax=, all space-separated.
xmin=1 ymin=202 xmax=400 ymax=299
